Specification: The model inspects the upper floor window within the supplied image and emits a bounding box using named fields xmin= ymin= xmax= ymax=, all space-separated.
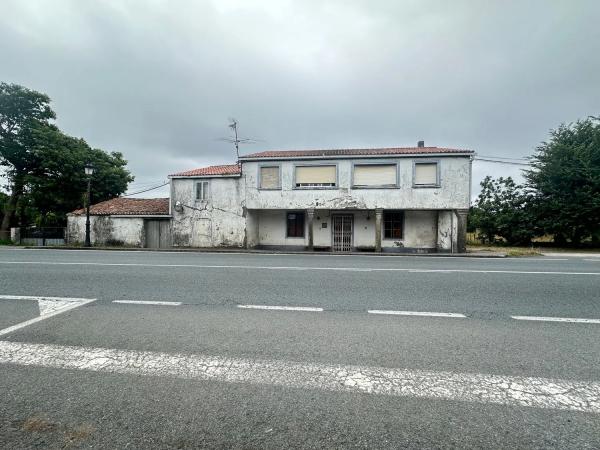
xmin=196 ymin=180 xmax=209 ymax=201
xmin=295 ymin=165 xmax=336 ymax=188
xmin=414 ymin=162 xmax=439 ymax=187
xmin=259 ymin=166 xmax=280 ymax=189
xmin=353 ymin=164 xmax=397 ymax=188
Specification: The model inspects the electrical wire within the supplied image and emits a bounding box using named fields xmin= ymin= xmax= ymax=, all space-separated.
xmin=122 ymin=182 xmax=169 ymax=197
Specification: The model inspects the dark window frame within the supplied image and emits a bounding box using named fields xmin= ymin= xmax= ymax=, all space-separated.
xmin=286 ymin=211 xmax=305 ymax=238
xmin=383 ymin=210 xmax=404 ymax=240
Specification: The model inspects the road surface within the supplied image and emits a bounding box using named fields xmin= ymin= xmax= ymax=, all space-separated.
xmin=1 ymin=248 xmax=599 ymax=448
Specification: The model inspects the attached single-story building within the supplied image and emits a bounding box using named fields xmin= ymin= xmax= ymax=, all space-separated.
xmin=67 ymin=197 xmax=170 ymax=247
xmin=68 ymin=144 xmax=474 ymax=252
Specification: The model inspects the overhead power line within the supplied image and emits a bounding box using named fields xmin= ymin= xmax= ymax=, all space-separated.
xmin=122 ymin=182 xmax=169 ymax=197
xmin=473 ymin=157 xmax=530 ymax=166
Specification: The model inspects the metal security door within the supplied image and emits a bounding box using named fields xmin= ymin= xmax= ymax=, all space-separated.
xmin=145 ymin=220 xmax=171 ymax=248
xmin=332 ymin=215 xmax=353 ymax=252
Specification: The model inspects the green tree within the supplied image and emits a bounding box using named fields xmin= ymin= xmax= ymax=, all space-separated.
xmin=24 ymin=123 xmax=133 ymax=224
xmin=525 ymin=117 xmax=600 ymax=245
xmin=470 ymin=176 xmax=538 ymax=245
xmin=0 ymin=83 xmax=55 ymax=232
xmin=1 ymin=82 xmax=133 ymax=229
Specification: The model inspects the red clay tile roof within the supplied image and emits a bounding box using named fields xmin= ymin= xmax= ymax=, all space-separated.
xmin=169 ymin=164 xmax=241 ymax=177
xmin=70 ymin=198 xmax=170 ymax=216
xmin=240 ymin=147 xmax=473 ymax=159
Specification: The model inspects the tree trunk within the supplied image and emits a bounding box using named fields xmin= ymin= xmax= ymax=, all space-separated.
xmin=0 ymin=177 xmax=23 ymax=234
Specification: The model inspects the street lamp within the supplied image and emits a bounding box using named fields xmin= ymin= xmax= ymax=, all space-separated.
xmin=84 ymin=163 xmax=94 ymax=247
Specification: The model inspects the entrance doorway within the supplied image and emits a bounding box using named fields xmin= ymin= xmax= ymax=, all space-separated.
xmin=144 ymin=220 xmax=171 ymax=248
xmin=331 ymin=214 xmax=353 ymax=252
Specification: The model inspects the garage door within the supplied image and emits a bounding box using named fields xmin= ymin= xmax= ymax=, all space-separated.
xmin=144 ymin=220 xmax=171 ymax=248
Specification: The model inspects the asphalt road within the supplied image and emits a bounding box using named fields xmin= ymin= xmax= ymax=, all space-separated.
xmin=0 ymin=247 xmax=599 ymax=448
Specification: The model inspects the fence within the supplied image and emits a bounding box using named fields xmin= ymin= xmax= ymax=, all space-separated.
xmin=19 ymin=227 xmax=66 ymax=246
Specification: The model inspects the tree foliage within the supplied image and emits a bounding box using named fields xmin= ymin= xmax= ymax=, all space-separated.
xmin=525 ymin=117 xmax=600 ymax=244
xmin=469 ymin=176 xmax=538 ymax=245
xmin=1 ymin=82 xmax=133 ymax=230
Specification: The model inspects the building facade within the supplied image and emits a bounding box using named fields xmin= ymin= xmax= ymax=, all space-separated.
xmin=168 ymin=146 xmax=473 ymax=253
xmin=67 ymin=145 xmax=473 ymax=252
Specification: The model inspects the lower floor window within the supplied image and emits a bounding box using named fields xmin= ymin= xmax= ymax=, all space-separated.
xmin=286 ymin=212 xmax=305 ymax=238
xmin=384 ymin=211 xmax=404 ymax=239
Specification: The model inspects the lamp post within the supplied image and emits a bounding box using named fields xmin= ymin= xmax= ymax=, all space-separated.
xmin=84 ymin=164 xmax=94 ymax=247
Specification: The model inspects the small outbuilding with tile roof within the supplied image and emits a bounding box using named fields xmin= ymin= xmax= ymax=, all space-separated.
xmin=67 ymin=197 xmax=171 ymax=247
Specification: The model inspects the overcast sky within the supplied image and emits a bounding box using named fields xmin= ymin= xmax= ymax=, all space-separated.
xmin=2 ymin=0 xmax=599 ymax=198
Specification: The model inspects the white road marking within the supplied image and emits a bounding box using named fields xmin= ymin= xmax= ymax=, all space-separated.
xmin=584 ymin=259 xmax=600 ymax=262
xmin=511 ymin=315 xmax=600 ymax=324
xmin=368 ymin=310 xmax=466 ymax=318
xmin=112 ymin=300 xmax=182 ymax=306
xmin=1 ymin=261 xmax=598 ymax=276
xmin=0 ymin=294 xmax=94 ymax=302
xmin=0 ymin=295 xmax=96 ymax=337
xmin=1 ymin=340 xmax=598 ymax=414
xmin=237 ymin=304 xmax=323 ymax=312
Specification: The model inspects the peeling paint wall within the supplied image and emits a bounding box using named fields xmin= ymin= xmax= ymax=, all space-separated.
xmin=243 ymin=157 xmax=471 ymax=210
xmin=170 ymin=177 xmax=246 ymax=248
xmin=67 ymin=216 xmax=145 ymax=246
xmin=168 ymin=155 xmax=470 ymax=250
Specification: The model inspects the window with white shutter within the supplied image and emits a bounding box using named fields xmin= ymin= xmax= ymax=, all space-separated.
xmin=295 ymin=165 xmax=336 ymax=188
xmin=259 ymin=166 xmax=280 ymax=189
xmin=414 ymin=162 xmax=439 ymax=186
xmin=353 ymin=164 xmax=397 ymax=187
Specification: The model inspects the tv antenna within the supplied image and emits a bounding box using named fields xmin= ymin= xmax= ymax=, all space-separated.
xmin=218 ymin=118 xmax=261 ymax=162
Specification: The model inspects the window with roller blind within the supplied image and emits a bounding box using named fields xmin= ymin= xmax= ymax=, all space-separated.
xmin=294 ymin=165 xmax=337 ymax=188
xmin=352 ymin=164 xmax=398 ymax=188
xmin=258 ymin=165 xmax=280 ymax=189
xmin=413 ymin=161 xmax=439 ymax=187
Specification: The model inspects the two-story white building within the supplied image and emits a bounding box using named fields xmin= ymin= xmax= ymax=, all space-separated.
xmin=68 ymin=144 xmax=473 ymax=252
xmin=168 ymin=144 xmax=473 ymax=253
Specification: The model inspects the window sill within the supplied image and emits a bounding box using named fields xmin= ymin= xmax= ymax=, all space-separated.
xmin=258 ymin=188 xmax=282 ymax=191
xmin=293 ymin=186 xmax=337 ymax=190
xmin=352 ymin=185 xmax=399 ymax=189
xmin=412 ymin=184 xmax=440 ymax=189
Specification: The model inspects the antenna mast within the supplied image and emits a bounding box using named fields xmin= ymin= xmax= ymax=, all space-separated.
xmin=228 ymin=118 xmax=240 ymax=161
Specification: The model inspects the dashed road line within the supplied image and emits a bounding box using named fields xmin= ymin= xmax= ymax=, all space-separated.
xmin=368 ymin=310 xmax=466 ymax=318
xmin=0 ymin=340 xmax=598 ymax=413
xmin=511 ymin=315 xmax=600 ymax=324
xmin=113 ymin=300 xmax=182 ymax=306
xmin=237 ymin=304 xmax=324 ymax=312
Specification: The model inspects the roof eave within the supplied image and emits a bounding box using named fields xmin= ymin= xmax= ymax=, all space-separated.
xmin=239 ymin=152 xmax=475 ymax=161
xmin=168 ymin=173 xmax=241 ymax=179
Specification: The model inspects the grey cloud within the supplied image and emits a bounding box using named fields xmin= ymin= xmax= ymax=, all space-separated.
xmin=1 ymin=0 xmax=598 ymax=197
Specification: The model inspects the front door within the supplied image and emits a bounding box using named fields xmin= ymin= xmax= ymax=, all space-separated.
xmin=144 ymin=220 xmax=171 ymax=248
xmin=331 ymin=214 xmax=353 ymax=252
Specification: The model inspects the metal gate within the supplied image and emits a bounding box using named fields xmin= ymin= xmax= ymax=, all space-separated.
xmin=331 ymin=214 xmax=353 ymax=252
xmin=144 ymin=220 xmax=171 ymax=248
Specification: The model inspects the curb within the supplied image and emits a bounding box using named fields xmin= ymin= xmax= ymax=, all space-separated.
xmin=18 ymin=246 xmax=507 ymax=258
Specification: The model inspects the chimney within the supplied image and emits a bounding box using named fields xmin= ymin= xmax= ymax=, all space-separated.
xmin=417 ymin=140 xmax=425 ymax=148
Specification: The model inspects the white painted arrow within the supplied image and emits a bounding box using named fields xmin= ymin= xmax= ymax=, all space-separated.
xmin=0 ymin=294 xmax=96 ymax=336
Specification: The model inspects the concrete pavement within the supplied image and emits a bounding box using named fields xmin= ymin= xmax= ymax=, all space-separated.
xmin=0 ymin=247 xmax=599 ymax=448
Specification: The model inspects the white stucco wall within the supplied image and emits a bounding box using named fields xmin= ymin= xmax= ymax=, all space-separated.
xmin=242 ymin=156 xmax=471 ymax=211
xmin=253 ymin=209 xmax=443 ymax=251
xmin=170 ymin=176 xmax=246 ymax=247
xmin=168 ymin=154 xmax=470 ymax=251
xmin=67 ymin=215 xmax=145 ymax=246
